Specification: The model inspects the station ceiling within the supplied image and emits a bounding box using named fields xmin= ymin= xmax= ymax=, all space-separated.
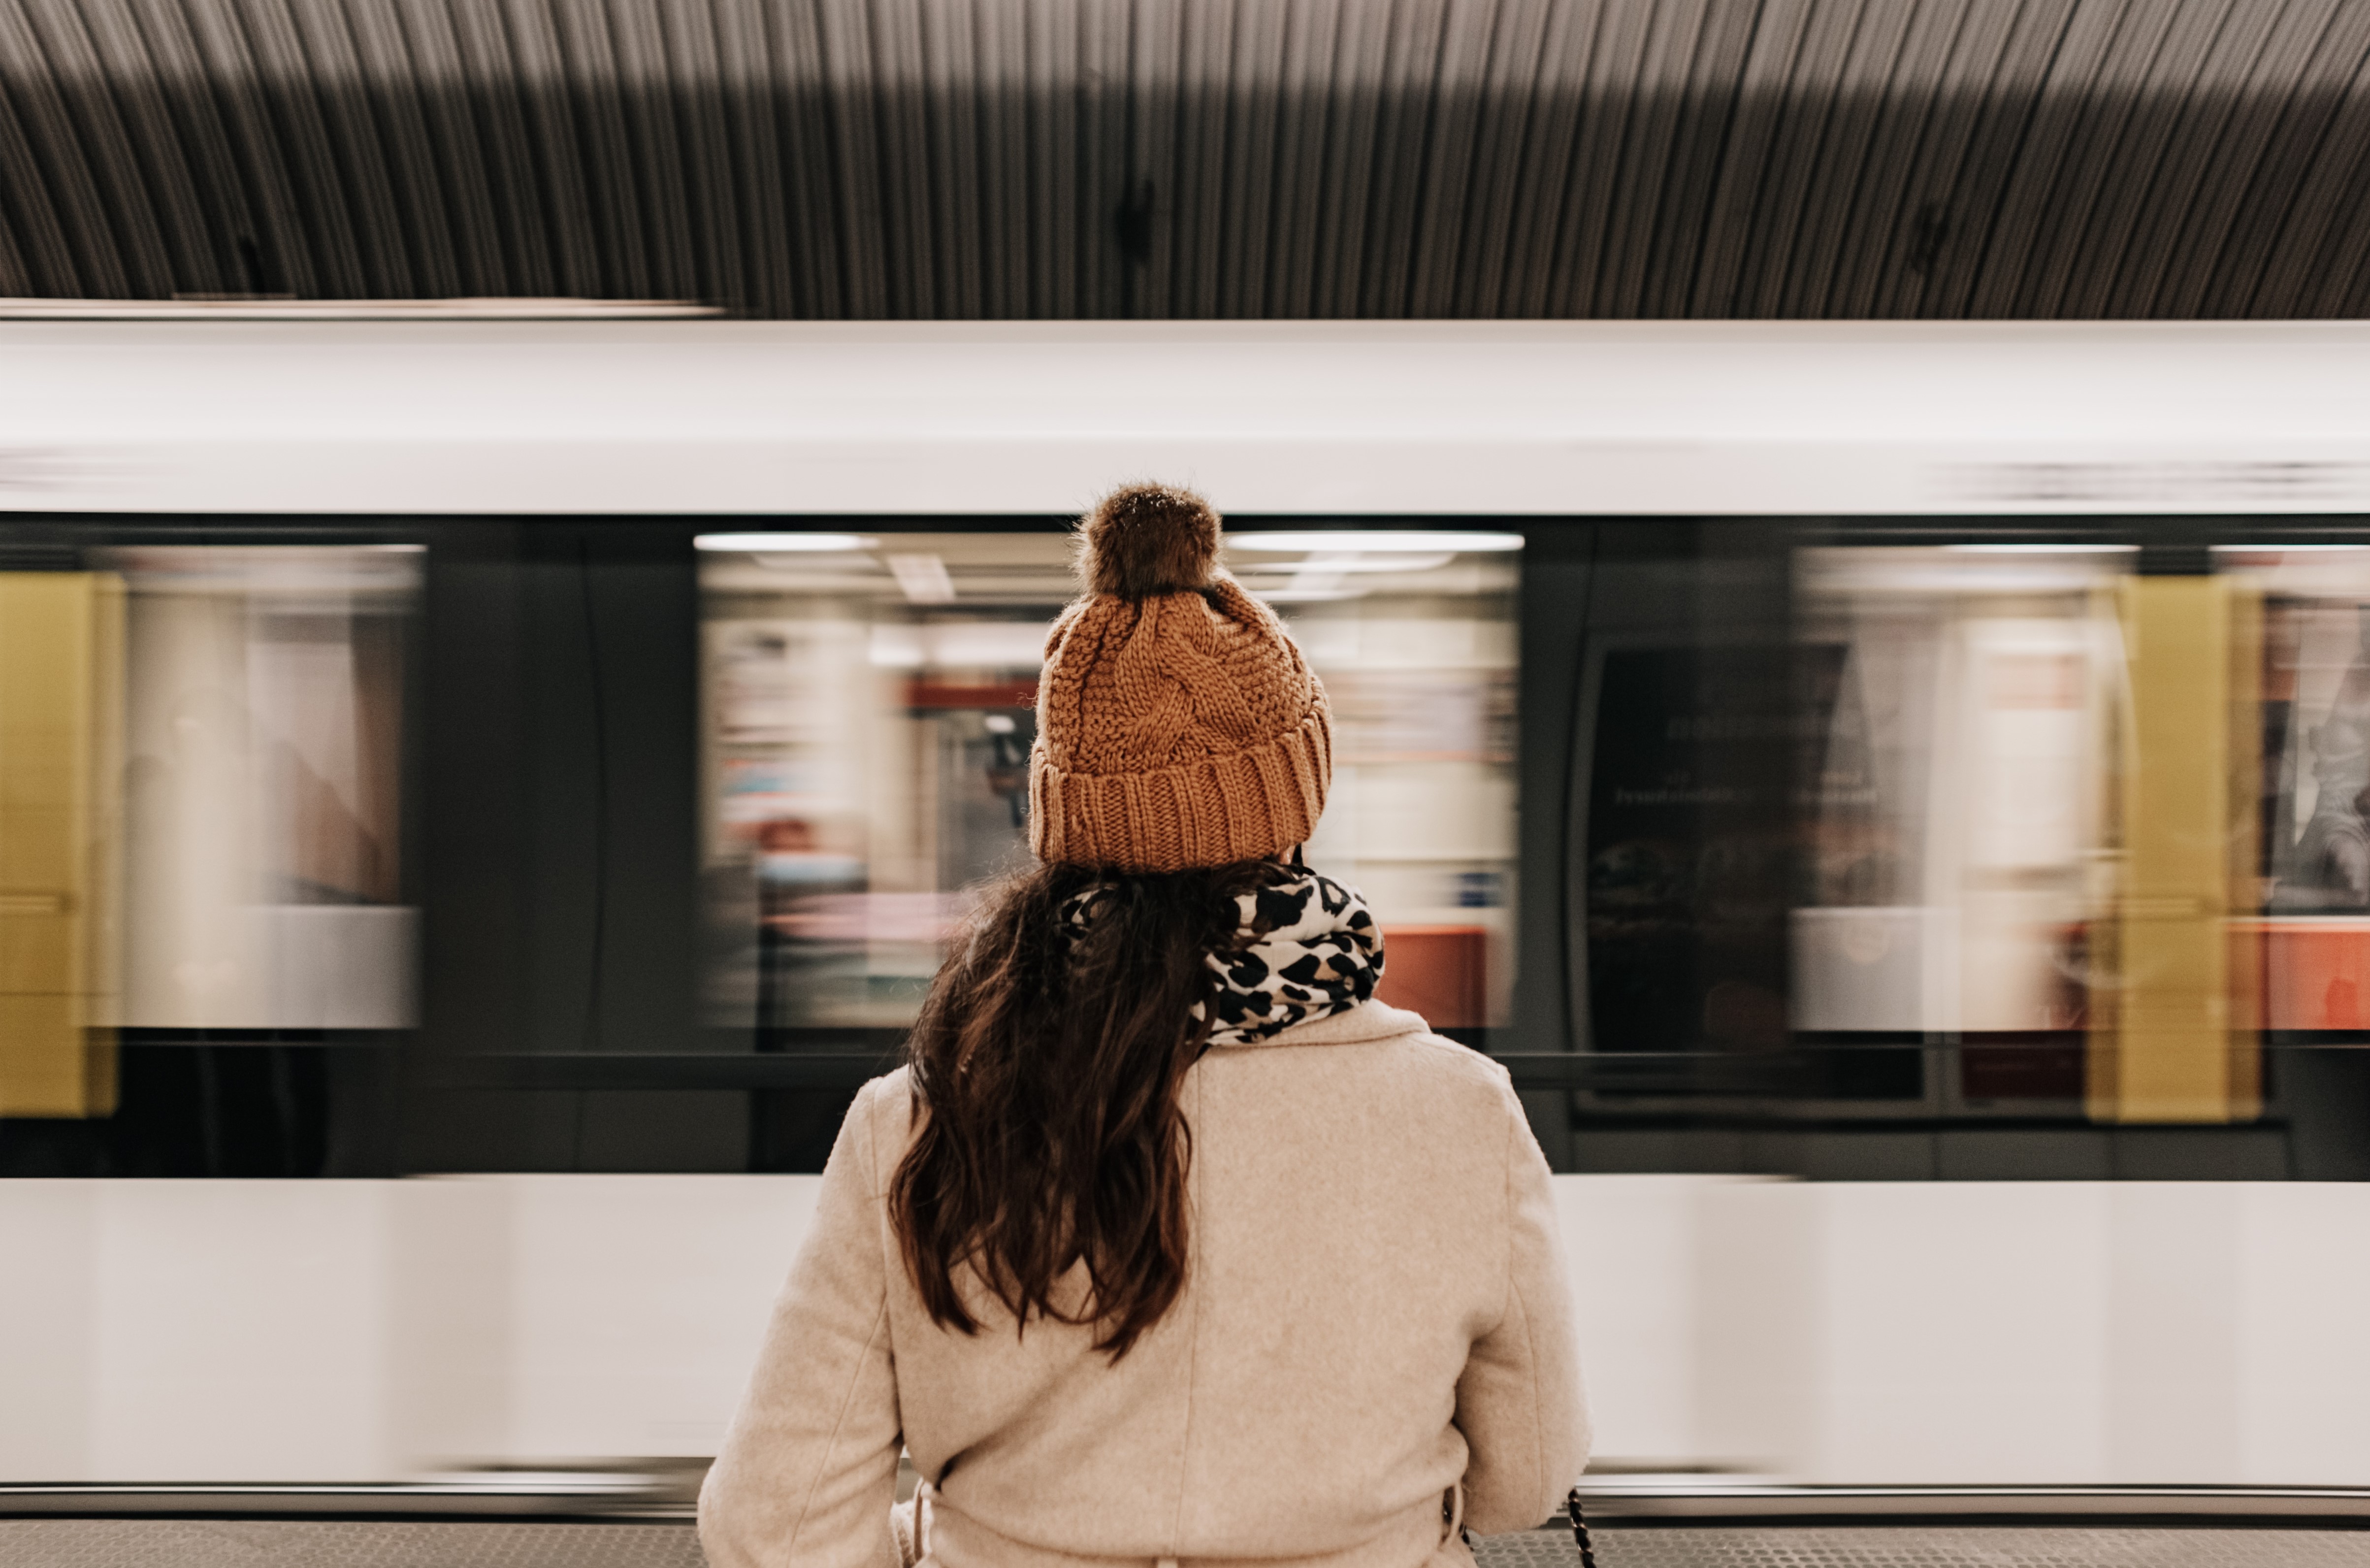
xmin=3 ymin=0 xmax=2368 ymax=318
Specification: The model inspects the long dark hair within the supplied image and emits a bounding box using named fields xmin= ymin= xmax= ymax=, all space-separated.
xmin=889 ymin=858 xmax=1267 ymax=1358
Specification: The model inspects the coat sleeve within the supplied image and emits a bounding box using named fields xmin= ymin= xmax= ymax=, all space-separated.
xmin=699 ymin=1078 xmax=903 ymax=1568
xmin=1453 ymin=1080 xmax=1591 ymax=1535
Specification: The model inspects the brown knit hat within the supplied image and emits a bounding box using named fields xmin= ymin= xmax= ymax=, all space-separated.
xmin=1030 ymin=484 xmax=1332 ymax=871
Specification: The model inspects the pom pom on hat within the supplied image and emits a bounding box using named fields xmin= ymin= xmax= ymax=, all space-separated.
xmin=1079 ymin=483 xmax=1221 ymax=599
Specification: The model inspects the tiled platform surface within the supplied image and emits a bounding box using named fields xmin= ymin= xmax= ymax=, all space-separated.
xmin=0 ymin=1522 xmax=706 ymax=1568
xmin=1475 ymin=1529 xmax=2370 ymax=1567
xmin=4 ymin=1520 xmax=2370 ymax=1567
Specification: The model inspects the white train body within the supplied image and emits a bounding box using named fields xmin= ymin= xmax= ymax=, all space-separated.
xmin=3 ymin=322 xmax=2368 ymax=1503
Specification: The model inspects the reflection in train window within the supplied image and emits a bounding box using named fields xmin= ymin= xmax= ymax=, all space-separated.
xmin=1583 ymin=641 xmax=1800 ymax=1055
xmin=697 ymin=530 xmax=1521 ymax=1044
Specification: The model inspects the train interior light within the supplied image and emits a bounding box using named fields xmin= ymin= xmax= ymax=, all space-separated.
xmin=1227 ymin=529 xmax=1526 ymax=553
xmin=692 ymin=533 xmax=878 ymax=553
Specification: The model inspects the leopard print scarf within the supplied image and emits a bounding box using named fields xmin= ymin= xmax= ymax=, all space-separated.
xmin=1055 ymin=861 xmax=1385 ymax=1048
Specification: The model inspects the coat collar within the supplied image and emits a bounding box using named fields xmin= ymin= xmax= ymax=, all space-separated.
xmin=1205 ymin=997 xmax=1431 ymax=1051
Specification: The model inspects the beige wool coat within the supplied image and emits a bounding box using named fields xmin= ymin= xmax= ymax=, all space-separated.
xmin=698 ymin=998 xmax=1590 ymax=1568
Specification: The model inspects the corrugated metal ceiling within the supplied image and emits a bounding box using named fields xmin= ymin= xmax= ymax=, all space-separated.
xmin=2 ymin=0 xmax=2368 ymax=317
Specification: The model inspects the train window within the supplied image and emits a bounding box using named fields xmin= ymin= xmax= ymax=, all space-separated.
xmin=1560 ymin=526 xmax=2370 ymax=1177
xmin=1240 ymin=530 xmax=1521 ymax=1032
xmin=696 ymin=529 xmax=1522 ymax=1050
xmin=1791 ymin=538 xmax=2370 ymax=1127
xmin=1569 ymin=527 xmax=1799 ymax=1071
xmin=1793 ymin=544 xmax=2133 ymax=1107
xmin=112 ymin=547 xmax=420 ymax=1031
xmin=2224 ymin=546 xmax=2370 ymax=1041
xmin=0 ymin=543 xmax=419 ymax=1171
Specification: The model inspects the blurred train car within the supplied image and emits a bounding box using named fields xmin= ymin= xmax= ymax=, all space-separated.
xmin=3 ymin=319 xmax=2370 ymax=1504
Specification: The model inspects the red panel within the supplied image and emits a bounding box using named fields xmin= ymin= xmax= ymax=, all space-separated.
xmin=1374 ymin=924 xmax=1489 ymax=1030
xmin=905 ymin=680 xmax=1037 ymax=710
xmin=2236 ymin=919 xmax=2370 ymax=1033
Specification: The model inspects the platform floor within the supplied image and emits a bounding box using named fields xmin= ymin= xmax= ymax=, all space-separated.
xmin=4 ymin=1520 xmax=2370 ymax=1567
xmin=1476 ymin=1527 xmax=2370 ymax=1566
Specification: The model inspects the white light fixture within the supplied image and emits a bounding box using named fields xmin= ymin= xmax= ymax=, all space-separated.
xmin=1269 ymin=551 xmax=1456 ymax=574
xmin=887 ymin=553 xmax=958 ymax=604
xmin=694 ymin=532 xmax=875 ymax=553
xmin=2210 ymin=543 xmax=2370 ymax=552
xmin=1940 ymin=543 xmax=2138 ymax=555
xmin=1227 ymin=530 xmax=1523 ymax=553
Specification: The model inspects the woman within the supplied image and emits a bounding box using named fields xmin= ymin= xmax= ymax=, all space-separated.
xmin=699 ymin=484 xmax=1588 ymax=1568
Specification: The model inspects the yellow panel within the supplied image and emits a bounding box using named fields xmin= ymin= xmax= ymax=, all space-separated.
xmin=0 ymin=573 xmax=123 ymax=1118
xmin=0 ymin=993 xmax=89 ymax=1116
xmin=0 ymin=808 xmax=74 ymax=891
xmin=0 ymin=899 xmax=73 ymax=991
xmin=2090 ymin=576 xmax=2262 ymax=1124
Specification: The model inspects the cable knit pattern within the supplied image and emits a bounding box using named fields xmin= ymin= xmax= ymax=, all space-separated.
xmin=1031 ymin=572 xmax=1332 ymax=871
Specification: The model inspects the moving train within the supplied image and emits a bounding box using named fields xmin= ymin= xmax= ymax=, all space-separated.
xmin=3 ymin=316 xmax=2368 ymax=1498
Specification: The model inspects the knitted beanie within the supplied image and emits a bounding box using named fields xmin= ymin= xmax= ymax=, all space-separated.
xmin=1029 ymin=484 xmax=1333 ymax=871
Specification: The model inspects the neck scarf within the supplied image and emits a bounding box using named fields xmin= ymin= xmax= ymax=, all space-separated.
xmin=1056 ymin=861 xmax=1385 ymax=1048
